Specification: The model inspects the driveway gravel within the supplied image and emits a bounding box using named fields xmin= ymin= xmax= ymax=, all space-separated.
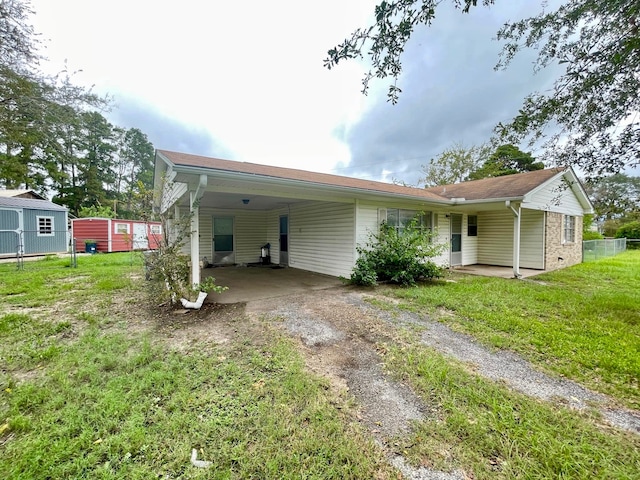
xmin=246 ymin=285 xmax=640 ymax=479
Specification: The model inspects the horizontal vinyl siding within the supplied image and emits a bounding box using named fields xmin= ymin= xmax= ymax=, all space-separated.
xmin=355 ymin=203 xmax=379 ymax=248
xmin=289 ymin=202 xmax=354 ymax=277
xmin=234 ymin=212 xmax=268 ymax=264
xmin=520 ymin=209 xmax=545 ymax=269
xmin=477 ymin=209 xmax=545 ymax=269
xmin=478 ymin=211 xmax=513 ymax=266
xmin=434 ymin=213 xmax=450 ymax=266
xmin=526 ymin=177 xmax=585 ymax=215
xmin=199 ymin=208 xmax=269 ymax=264
xmin=462 ymin=214 xmax=478 ymax=265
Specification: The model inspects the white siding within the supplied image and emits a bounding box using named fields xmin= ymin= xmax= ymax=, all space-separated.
xmin=520 ymin=209 xmax=545 ymax=269
xmin=288 ymin=202 xmax=355 ymax=278
xmin=462 ymin=214 xmax=478 ymax=265
xmin=478 ymin=210 xmax=513 ymax=266
xmin=526 ymin=176 xmax=585 ymax=216
xmin=433 ymin=213 xmax=450 ymax=266
xmin=198 ymin=208 xmax=269 ymax=264
xmin=477 ymin=209 xmax=545 ymax=269
xmin=355 ymin=203 xmax=379 ymax=248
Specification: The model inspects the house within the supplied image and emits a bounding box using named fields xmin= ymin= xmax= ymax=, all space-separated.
xmin=153 ymin=150 xmax=593 ymax=285
xmin=71 ymin=218 xmax=163 ymax=253
xmin=0 ymin=189 xmax=47 ymax=200
xmin=0 ymin=196 xmax=69 ymax=257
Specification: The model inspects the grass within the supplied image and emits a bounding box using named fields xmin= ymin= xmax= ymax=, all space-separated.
xmin=388 ymin=250 xmax=640 ymax=408
xmin=0 ymin=253 xmax=391 ymax=479
xmin=1 ymin=252 xmax=639 ymax=479
xmin=384 ymin=343 xmax=640 ymax=479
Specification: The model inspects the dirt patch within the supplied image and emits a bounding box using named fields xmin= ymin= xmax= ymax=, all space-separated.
xmin=248 ymin=289 xmax=429 ymax=438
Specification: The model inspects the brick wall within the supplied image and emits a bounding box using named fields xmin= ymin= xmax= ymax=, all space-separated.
xmin=544 ymin=212 xmax=583 ymax=271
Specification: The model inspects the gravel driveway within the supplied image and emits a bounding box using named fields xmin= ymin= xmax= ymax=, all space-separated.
xmin=246 ymin=286 xmax=639 ymax=479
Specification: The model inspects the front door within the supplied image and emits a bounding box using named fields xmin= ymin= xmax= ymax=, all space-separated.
xmin=450 ymin=213 xmax=462 ymax=266
xmin=279 ymin=215 xmax=288 ymax=266
xmin=133 ymin=223 xmax=148 ymax=250
xmin=213 ymin=216 xmax=235 ymax=264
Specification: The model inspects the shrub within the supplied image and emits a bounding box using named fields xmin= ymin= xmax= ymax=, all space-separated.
xmin=615 ymin=221 xmax=640 ymax=240
xmin=351 ymin=216 xmax=445 ymax=286
xmin=583 ymin=230 xmax=604 ymax=240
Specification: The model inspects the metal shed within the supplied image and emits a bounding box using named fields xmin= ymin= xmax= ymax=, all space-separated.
xmin=0 ymin=196 xmax=69 ymax=257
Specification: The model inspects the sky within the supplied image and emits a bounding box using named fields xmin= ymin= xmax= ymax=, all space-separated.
xmin=30 ymin=0 xmax=566 ymax=186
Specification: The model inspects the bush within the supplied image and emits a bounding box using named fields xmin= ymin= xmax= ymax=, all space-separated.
xmin=351 ymin=216 xmax=445 ymax=286
xmin=615 ymin=221 xmax=640 ymax=240
xmin=583 ymin=230 xmax=604 ymax=240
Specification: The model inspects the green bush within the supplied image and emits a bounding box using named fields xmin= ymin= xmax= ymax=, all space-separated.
xmin=583 ymin=230 xmax=604 ymax=240
xmin=351 ymin=216 xmax=445 ymax=286
xmin=615 ymin=221 xmax=640 ymax=240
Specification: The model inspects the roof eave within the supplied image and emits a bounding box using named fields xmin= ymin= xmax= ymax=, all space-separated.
xmin=170 ymin=163 xmax=453 ymax=205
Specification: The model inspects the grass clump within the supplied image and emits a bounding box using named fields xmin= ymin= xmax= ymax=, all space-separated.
xmin=385 ymin=344 xmax=640 ymax=479
xmin=390 ymin=250 xmax=640 ymax=408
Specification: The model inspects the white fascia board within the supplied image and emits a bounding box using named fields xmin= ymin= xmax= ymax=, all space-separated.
xmin=171 ymin=164 xmax=454 ymax=206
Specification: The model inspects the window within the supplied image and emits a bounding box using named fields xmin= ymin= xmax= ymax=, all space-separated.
xmin=563 ymin=215 xmax=575 ymax=243
xmin=467 ymin=215 xmax=478 ymax=237
xmin=115 ymin=223 xmax=130 ymax=234
xmin=37 ymin=216 xmax=54 ymax=236
xmin=385 ymin=209 xmax=432 ymax=233
xmin=149 ymin=224 xmax=162 ymax=235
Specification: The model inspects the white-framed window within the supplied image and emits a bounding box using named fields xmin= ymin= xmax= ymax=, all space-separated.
xmin=384 ymin=209 xmax=432 ymax=233
xmin=563 ymin=215 xmax=576 ymax=243
xmin=115 ymin=222 xmax=130 ymax=234
xmin=149 ymin=224 xmax=162 ymax=235
xmin=36 ymin=216 xmax=54 ymax=236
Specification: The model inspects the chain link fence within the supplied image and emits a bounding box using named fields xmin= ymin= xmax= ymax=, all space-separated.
xmin=0 ymin=230 xmax=143 ymax=272
xmin=582 ymin=238 xmax=627 ymax=262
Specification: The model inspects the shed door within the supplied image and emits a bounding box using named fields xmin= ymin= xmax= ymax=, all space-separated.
xmin=133 ymin=223 xmax=148 ymax=250
xmin=213 ymin=217 xmax=235 ymax=265
xmin=0 ymin=208 xmax=22 ymax=255
xmin=450 ymin=213 xmax=462 ymax=266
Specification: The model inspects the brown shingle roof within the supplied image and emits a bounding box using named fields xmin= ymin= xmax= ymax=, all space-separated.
xmin=158 ymin=150 xmax=450 ymax=202
xmin=424 ymin=168 xmax=565 ymax=200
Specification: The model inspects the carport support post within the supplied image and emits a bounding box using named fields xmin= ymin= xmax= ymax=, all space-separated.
xmin=189 ymin=174 xmax=208 ymax=286
xmin=506 ymin=201 xmax=522 ymax=278
xmin=190 ymin=191 xmax=200 ymax=286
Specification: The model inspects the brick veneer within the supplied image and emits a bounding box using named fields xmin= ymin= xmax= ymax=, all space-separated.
xmin=544 ymin=212 xmax=583 ymax=271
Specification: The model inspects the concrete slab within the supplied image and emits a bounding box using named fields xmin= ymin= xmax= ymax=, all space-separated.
xmin=202 ymin=265 xmax=344 ymax=304
xmin=450 ymin=264 xmax=542 ymax=279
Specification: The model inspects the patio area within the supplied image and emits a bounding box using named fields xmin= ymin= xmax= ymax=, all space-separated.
xmin=203 ymin=265 xmax=344 ymax=304
xmin=450 ymin=264 xmax=543 ymax=279
xmin=203 ymin=263 xmax=544 ymax=304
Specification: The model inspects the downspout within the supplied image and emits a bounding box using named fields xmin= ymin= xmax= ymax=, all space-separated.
xmin=190 ymin=174 xmax=208 ymax=286
xmin=506 ymin=200 xmax=522 ymax=278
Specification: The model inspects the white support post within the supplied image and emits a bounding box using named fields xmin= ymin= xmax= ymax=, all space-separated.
xmin=506 ymin=201 xmax=522 ymax=278
xmin=190 ymin=191 xmax=200 ymax=286
xmin=189 ymin=174 xmax=208 ymax=286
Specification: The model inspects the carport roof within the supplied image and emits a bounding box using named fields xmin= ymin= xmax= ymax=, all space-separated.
xmin=157 ymin=150 xmax=449 ymax=202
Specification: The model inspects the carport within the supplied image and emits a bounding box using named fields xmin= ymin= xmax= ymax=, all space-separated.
xmin=203 ymin=266 xmax=343 ymax=304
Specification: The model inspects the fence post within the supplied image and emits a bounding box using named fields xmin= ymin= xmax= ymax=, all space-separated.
xmin=72 ymin=237 xmax=77 ymax=268
xmin=16 ymin=230 xmax=24 ymax=270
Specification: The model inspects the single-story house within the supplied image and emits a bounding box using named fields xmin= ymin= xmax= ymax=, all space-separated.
xmin=0 ymin=189 xmax=47 ymax=200
xmin=0 ymin=196 xmax=69 ymax=257
xmin=71 ymin=217 xmax=163 ymax=253
xmin=153 ymin=150 xmax=593 ymax=285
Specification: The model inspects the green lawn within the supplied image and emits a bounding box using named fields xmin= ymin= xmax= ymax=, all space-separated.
xmin=1 ymin=252 xmax=639 ymax=479
xmin=0 ymin=253 xmax=391 ymax=479
xmin=387 ymin=250 xmax=640 ymax=409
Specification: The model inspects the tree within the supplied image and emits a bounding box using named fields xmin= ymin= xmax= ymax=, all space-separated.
xmin=419 ymin=142 xmax=489 ymax=186
xmin=583 ymin=174 xmax=640 ymax=222
xmin=325 ymin=0 xmax=640 ymax=176
xmin=468 ymin=144 xmax=544 ymax=180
